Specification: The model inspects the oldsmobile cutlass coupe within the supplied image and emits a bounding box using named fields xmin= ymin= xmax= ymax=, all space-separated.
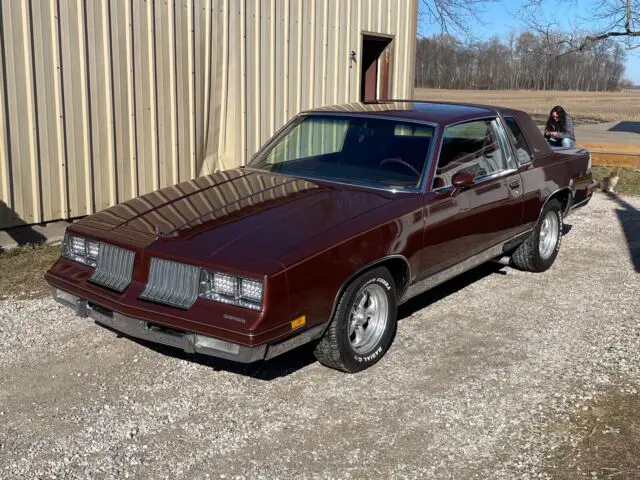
xmin=45 ymin=101 xmax=596 ymax=373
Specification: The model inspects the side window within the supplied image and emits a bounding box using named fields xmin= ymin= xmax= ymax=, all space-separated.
xmin=432 ymin=119 xmax=509 ymax=189
xmin=504 ymin=116 xmax=533 ymax=165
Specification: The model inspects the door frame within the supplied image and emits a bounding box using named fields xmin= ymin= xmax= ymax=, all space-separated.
xmin=360 ymin=33 xmax=394 ymax=102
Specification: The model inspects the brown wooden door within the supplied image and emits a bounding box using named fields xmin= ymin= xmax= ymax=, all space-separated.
xmin=360 ymin=35 xmax=392 ymax=102
xmin=363 ymin=58 xmax=378 ymax=101
xmin=378 ymin=44 xmax=393 ymax=100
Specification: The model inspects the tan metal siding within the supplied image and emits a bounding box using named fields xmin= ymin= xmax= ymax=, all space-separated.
xmin=237 ymin=0 xmax=416 ymax=163
xmin=0 ymin=0 xmax=416 ymax=229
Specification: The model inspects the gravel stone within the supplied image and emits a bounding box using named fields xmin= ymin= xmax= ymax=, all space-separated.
xmin=0 ymin=193 xmax=638 ymax=479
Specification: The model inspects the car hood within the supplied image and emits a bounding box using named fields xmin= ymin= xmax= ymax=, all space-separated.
xmin=71 ymin=168 xmax=395 ymax=267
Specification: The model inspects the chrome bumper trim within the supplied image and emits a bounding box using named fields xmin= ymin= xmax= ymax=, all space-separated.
xmin=52 ymin=288 xmax=266 ymax=363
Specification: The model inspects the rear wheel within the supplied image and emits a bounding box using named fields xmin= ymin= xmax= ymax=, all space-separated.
xmin=314 ymin=267 xmax=397 ymax=373
xmin=511 ymin=198 xmax=563 ymax=272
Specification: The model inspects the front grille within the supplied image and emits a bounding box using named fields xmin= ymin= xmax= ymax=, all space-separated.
xmin=89 ymin=244 xmax=136 ymax=292
xmin=139 ymin=258 xmax=200 ymax=309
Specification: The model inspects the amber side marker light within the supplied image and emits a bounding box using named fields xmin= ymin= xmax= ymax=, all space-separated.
xmin=291 ymin=316 xmax=306 ymax=329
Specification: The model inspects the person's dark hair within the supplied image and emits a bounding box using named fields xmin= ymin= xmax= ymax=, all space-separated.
xmin=546 ymin=105 xmax=566 ymax=132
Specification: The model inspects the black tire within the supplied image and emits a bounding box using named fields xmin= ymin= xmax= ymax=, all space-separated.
xmin=511 ymin=198 xmax=563 ymax=272
xmin=313 ymin=267 xmax=397 ymax=373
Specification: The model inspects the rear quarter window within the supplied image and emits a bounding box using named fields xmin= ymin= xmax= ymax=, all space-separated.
xmin=504 ymin=116 xmax=533 ymax=164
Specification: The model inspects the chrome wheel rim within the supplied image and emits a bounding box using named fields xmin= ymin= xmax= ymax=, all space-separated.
xmin=348 ymin=284 xmax=389 ymax=355
xmin=539 ymin=211 xmax=559 ymax=259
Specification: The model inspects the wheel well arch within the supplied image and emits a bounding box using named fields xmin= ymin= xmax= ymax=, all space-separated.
xmin=541 ymin=187 xmax=573 ymax=219
xmin=325 ymin=255 xmax=411 ymax=330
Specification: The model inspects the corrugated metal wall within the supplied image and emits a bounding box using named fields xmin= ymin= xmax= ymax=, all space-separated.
xmin=0 ymin=0 xmax=416 ymax=229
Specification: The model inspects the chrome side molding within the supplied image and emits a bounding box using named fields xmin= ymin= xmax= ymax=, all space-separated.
xmin=399 ymin=235 xmax=523 ymax=304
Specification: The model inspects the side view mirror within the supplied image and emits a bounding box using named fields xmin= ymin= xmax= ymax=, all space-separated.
xmin=451 ymin=171 xmax=475 ymax=189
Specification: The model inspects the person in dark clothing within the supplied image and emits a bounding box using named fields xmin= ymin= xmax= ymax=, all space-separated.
xmin=544 ymin=105 xmax=575 ymax=148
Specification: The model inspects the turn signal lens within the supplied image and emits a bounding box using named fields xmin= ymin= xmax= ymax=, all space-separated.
xmin=291 ymin=316 xmax=306 ymax=329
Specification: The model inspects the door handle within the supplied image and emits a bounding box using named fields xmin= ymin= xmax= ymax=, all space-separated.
xmin=508 ymin=180 xmax=522 ymax=197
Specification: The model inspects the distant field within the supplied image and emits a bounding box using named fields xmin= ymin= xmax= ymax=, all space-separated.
xmin=414 ymin=88 xmax=640 ymax=123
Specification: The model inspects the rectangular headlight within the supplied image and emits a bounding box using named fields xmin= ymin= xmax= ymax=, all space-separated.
xmin=199 ymin=270 xmax=263 ymax=310
xmin=62 ymin=234 xmax=100 ymax=267
xmin=213 ymin=273 xmax=238 ymax=297
xmin=240 ymin=278 xmax=263 ymax=301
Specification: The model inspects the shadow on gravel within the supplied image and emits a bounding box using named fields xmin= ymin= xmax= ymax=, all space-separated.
xmin=398 ymin=221 xmax=576 ymax=320
xmin=605 ymin=192 xmax=640 ymax=273
xmin=398 ymin=262 xmax=507 ymax=320
xmin=103 ymin=267 xmax=513 ymax=379
xmin=99 ymin=324 xmax=319 ymax=381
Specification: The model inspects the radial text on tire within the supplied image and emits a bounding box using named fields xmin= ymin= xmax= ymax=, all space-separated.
xmin=511 ymin=198 xmax=563 ymax=272
xmin=313 ymin=267 xmax=398 ymax=373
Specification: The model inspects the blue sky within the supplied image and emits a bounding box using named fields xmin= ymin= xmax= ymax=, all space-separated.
xmin=419 ymin=0 xmax=640 ymax=84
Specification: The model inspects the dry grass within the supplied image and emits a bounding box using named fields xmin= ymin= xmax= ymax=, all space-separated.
xmin=544 ymin=384 xmax=640 ymax=479
xmin=0 ymin=242 xmax=61 ymax=300
xmin=591 ymin=166 xmax=640 ymax=196
xmin=415 ymin=88 xmax=640 ymax=123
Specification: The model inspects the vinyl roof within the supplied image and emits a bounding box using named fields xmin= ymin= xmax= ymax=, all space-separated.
xmin=306 ymin=100 xmax=517 ymax=125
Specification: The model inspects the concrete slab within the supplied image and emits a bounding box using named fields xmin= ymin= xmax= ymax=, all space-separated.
xmin=574 ymin=121 xmax=640 ymax=146
xmin=537 ymin=121 xmax=640 ymax=147
xmin=0 ymin=220 xmax=72 ymax=251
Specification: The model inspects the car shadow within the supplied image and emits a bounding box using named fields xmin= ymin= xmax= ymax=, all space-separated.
xmin=604 ymin=192 xmax=640 ymax=273
xmin=399 ymin=223 xmax=575 ymax=320
xmin=98 ymin=323 xmax=319 ymax=381
xmin=397 ymin=262 xmax=507 ymax=320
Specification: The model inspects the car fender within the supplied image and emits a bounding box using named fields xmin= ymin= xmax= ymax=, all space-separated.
xmin=321 ymin=254 xmax=412 ymax=336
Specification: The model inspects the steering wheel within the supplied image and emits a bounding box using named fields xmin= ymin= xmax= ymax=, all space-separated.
xmin=378 ymin=158 xmax=421 ymax=177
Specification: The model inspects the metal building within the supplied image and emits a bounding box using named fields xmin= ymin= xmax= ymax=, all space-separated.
xmin=0 ymin=0 xmax=417 ymax=230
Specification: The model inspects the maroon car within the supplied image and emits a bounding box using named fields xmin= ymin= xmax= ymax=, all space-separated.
xmin=45 ymin=100 xmax=596 ymax=373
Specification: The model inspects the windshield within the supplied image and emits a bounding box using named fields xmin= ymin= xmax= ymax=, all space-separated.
xmin=249 ymin=114 xmax=435 ymax=190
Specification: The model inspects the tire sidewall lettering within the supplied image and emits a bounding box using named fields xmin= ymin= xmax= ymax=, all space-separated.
xmin=361 ymin=276 xmax=391 ymax=292
xmin=354 ymin=345 xmax=383 ymax=363
xmin=347 ymin=273 xmax=394 ymax=367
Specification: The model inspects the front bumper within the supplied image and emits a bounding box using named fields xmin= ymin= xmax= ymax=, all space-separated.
xmin=52 ymin=288 xmax=324 ymax=363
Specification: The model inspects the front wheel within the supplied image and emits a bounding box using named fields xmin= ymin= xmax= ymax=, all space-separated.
xmin=511 ymin=198 xmax=563 ymax=272
xmin=313 ymin=267 xmax=397 ymax=373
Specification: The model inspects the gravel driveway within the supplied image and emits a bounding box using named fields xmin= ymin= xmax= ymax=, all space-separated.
xmin=1 ymin=193 xmax=639 ymax=479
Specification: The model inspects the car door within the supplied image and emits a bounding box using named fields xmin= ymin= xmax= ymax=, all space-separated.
xmin=502 ymin=113 xmax=549 ymax=232
xmin=419 ymin=117 xmax=526 ymax=276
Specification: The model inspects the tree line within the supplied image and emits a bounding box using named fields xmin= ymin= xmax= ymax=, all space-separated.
xmin=415 ymin=31 xmax=632 ymax=91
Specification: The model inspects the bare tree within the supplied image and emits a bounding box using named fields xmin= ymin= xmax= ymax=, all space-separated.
xmin=415 ymin=31 xmax=628 ymax=90
xmin=418 ymin=0 xmax=498 ymax=38
xmin=522 ymin=0 xmax=640 ymax=53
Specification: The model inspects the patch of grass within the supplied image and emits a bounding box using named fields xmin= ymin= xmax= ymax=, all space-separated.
xmin=544 ymin=384 xmax=640 ymax=479
xmin=591 ymin=166 xmax=640 ymax=196
xmin=0 ymin=242 xmax=62 ymax=300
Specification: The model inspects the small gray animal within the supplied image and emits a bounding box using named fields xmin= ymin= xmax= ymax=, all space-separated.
xmin=598 ymin=167 xmax=620 ymax=194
